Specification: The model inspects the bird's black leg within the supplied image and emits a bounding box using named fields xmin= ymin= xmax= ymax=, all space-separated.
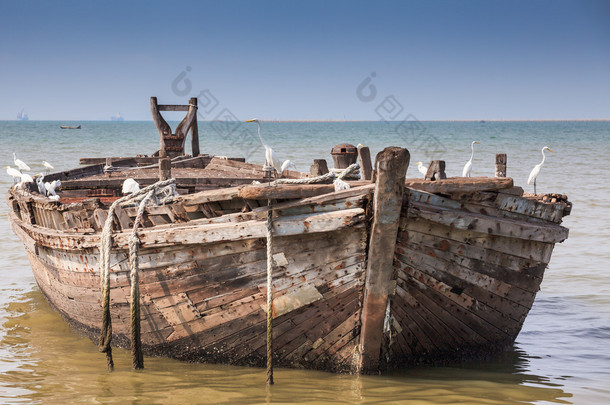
xmin=534 ymin=179 xmax=536 ymax=195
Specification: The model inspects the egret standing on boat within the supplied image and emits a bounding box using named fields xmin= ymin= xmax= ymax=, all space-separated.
xmin=13 ymin=153 xmax=31 ymax=172
xmin=416 ymin=161 xmax=427 ymax=176
xmin=122 ymin=178 xmax=140 ymax=195
xmin=4 ymin=166 xmax=22 ymax=183
xmin=42 ymin=161 xmax=54 ymax=173
xmin=462 ymin=141 xmax=480 ymax=177
xmin=527 ymin=146 xmax=553 ymax=194
xmin=281 ymin=160 xmax=297 ymax=173
xmin=45 ymin=180 xmax=61 ymax=197
xmin=245 ymin=119 xmax=282 ymax=173
xmin=18 ymin=173 xmax=34 ymax=186
xmin=36 ymin=174 xmax=46 ymax=195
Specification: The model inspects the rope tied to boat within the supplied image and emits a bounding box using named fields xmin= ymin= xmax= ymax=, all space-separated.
xmin=266 ymin=199 xmax=274 ymax=385
xmin=272 ymin=163 xmax=360 ymax=192
xmin=98 ymin=178 xmax=176 ymax=371
xmin=128 ymin=189 xmax=155 ymax=370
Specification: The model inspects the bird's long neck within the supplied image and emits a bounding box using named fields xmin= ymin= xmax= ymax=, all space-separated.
xmin=256 ymin=122 xmax=267 ymax=147
xmin=540 ymin=148 xmax=547 ymax=165
xmin=469 ymin=142 xmax=475 ymax=160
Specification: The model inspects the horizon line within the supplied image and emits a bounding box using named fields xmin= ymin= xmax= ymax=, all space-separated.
xmin=3 ymin=118 xmax=610 ymax=123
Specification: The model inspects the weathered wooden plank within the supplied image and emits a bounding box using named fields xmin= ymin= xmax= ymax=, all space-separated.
xmin=399 ymin=231 xmax=543 ymax=291
xmin=359 ymin=146 xmax=410 ymax=373
xmin=409 ymin=202 xmax=569 ymax=243
xmin=238 ymin=184 xmax=337 ymax=200
xmin=394 ymin=255 xmax=528 ymax=330
xmin=402 ymin=215 xmax=555 ymax=263
xmin=395 ymin=245 xmax=533 ymax=317
xmin=357 ymin=146 xmax=373 ymax=181
xmin=116 ymin=208 xmax=366 ymax=248
xmin=404 ymin=177 xmax=513 ymax=194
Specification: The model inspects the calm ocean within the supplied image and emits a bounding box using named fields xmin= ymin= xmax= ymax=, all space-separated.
xmin=0 ymin=120 xmax=608 ymax=404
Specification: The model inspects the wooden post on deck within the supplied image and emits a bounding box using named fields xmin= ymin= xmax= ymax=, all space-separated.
xmin=425 ymin=160 xmax=447 ymax=181
xmin=358 ymin=146 xmax=373 ymax=181
xmin=495 ymin=153 xmax=507 ymax=177
xmin=310 ymin=159 xmax=329 ymax=176
xmin=159 ymin=157 xmax=171 ymax=181
xmin=190 ymin=97 xmax=200 ymax=156
xmin=358 ymin=146 xmax=410 ymax=373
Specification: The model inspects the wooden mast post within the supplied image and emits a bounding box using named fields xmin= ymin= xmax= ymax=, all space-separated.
xmin=150 ymin=97 xmax=199 ymax=158
xmin=358 ymin=146 xmax=409 ymax=373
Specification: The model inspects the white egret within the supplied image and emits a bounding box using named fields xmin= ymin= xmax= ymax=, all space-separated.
xmin=36 ymin=174 xmax=46 ymax=195
xmin=19 ymin=173 xmax=34 ymax=184
xmin=527 ymin=146 xmax=553 ymax=194
xmin=122 ymin=178 xmax=140 ymax=195
xmin=45 ymin=180 xmax=61 ymax=197
xmin=4 ymin=166 xmax=21 ymax=183
xmin=281 ymin=160 xmax=297 ymax=173
xmin=42 ymin=161 xmax=54 ymax=173
xmin=13 ymin=152 xmax=31 ymax=172
xmin=462 ymin=141 xmax=480 ymax=177
xmin=245 ymin=119 xmax=282 ymax=173
xmin=416 ymin=161 xmax=427 ymax=176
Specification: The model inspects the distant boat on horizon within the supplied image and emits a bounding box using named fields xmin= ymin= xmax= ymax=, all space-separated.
xmin=60 ymin=125 xmax=81 ymax=129
xmin=110 ymin=113 xmax=124 ymax=121
xmin=17 ymin=109 xmax=29 ymax=121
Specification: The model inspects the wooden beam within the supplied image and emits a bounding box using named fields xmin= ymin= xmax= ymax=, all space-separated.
xmin=495 ymin=153 xmax=507 ymax=177
xmin=190 ymin=98 xmax=200 ymax=156
xmin=238 ymin=184 xmax=336 ymax=200
xmin=358 ymin=146 xmax=410 ymax=373
xmin=310 ymin=159 xmax=329 ymax=176
xmin=404 ymin=177 xmax=513 ymax=194
xmin=424 ymin=160 xmax=447 ymax=181
xmin=357 ymin=146 xmax=373 ymax=181
xmin=157 ymin=105 xmax=190 ymax=111
xmin=159 ymin=157 xmax=171 ymax=181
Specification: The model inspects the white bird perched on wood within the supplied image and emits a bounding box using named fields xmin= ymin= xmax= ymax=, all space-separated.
xmin=416 ymin=161 xmax=427 ymax=176
xmin=245 ymin=119 xmax=282 ymax=173
xmin=44 ymin=180 xmax=61 ymax=197
xmin=4 ymin=166 xmax=21 ymax=183
xmin=462 ymin=141 xmax=480 ymax=177
xmin=122 ymin=178 xmax=140 ymax=195
xmin=19 ymin=173 xmax=34 ymax=185
xmin=42 ymin=161 xmax=54 ymax=173
xmin=281 ymin=160 xmax=297 ymax=173
xmin=527 ymin=146 xmax=553 ymax=194
xmin=36 ymin=174 xmax=46 ymax=195
xmin=13 ymin=152 xmax=31 ymax=172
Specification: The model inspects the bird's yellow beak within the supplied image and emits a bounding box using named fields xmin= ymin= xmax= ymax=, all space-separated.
xmin=245 ymin=119 xmax=256 ymax=123
xmin=416 ymin=161 xmax=422 ymax=165
xmin=3 ymin=166 xmax=8 ymax=169
xmin=548 ymin=148 xmax=554 ymax=153
xmin=475 ymin=141 xmax=480 ymax=144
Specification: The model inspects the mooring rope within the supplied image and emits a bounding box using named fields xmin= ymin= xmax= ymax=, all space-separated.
xmin=272 ymin=163 xmax=360 ymax=191
xmin=266 ymin=198 xmax=274 ymax=385
xmin=128 ymin=189 xmax=155 ymax=370
xmin=98 ymin=178 xmax=176 ymax=371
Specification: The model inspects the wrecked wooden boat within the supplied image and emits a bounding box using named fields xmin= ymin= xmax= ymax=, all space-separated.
xmin=6 ymin=99 xmax=572 ymax=374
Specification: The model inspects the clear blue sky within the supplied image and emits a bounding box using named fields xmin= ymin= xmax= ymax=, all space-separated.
xmin=1 ymin=0 xmax=608 ymax=120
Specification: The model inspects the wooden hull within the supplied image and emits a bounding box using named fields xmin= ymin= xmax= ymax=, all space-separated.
xmin=6 ymin=156 xmax=571 ymax=373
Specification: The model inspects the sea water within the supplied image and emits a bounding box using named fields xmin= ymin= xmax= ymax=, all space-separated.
xmin=0 ymin=120 xmax=608 ymax=404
